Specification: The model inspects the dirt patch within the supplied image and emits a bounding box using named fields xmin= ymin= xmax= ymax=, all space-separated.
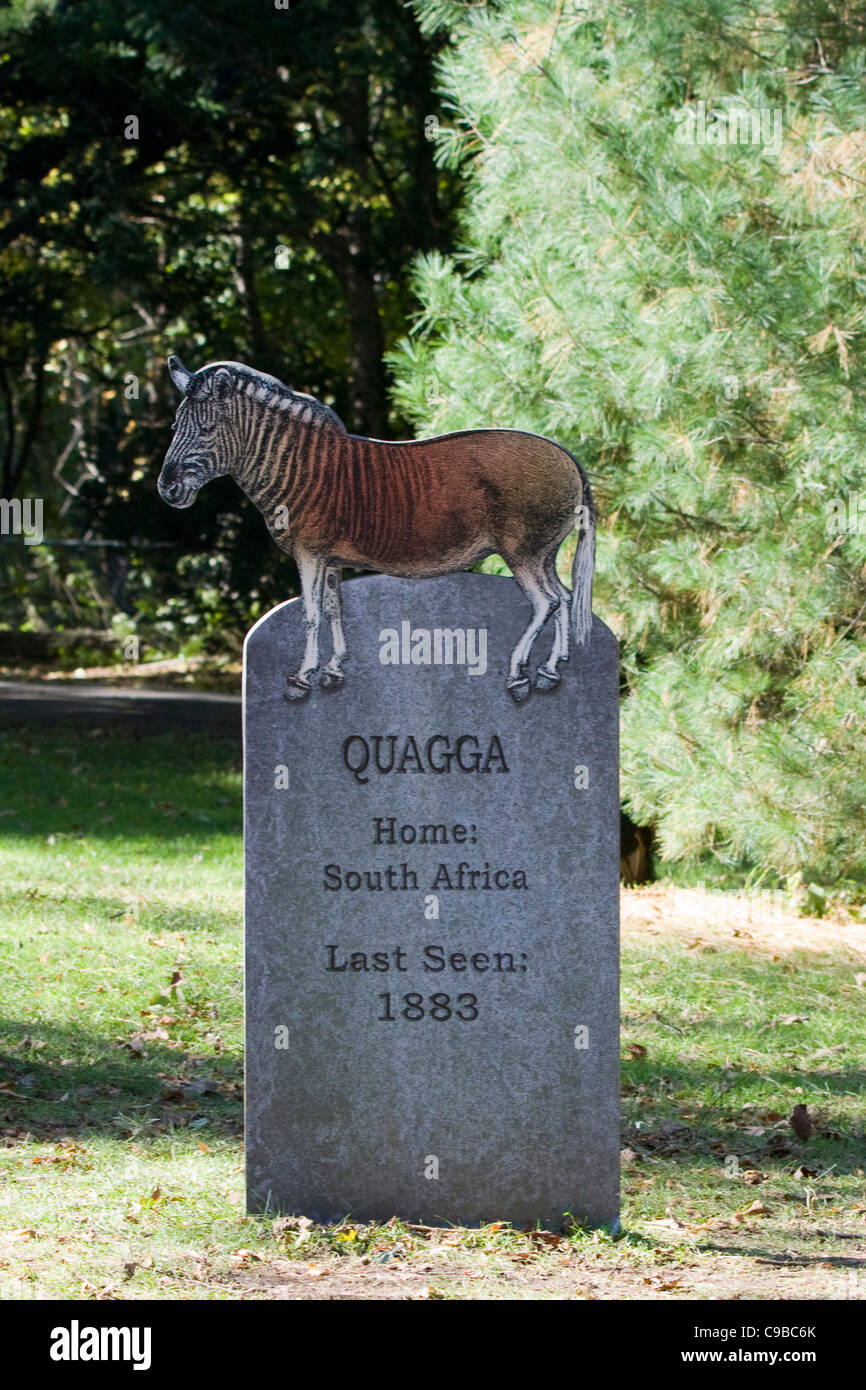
xmin=622 ymin=885 xmax=866 ymax=957
xmin=225 ymin=1242 xmax=864 ymax=1300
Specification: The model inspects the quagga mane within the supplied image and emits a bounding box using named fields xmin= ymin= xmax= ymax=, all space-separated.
xmin=158 ymin=356 xmax=596 ymax=703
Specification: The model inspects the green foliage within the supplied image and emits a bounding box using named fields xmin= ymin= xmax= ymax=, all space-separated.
xmin=0 ymin=0 xmax=458 ymax=645
xmin=392 ymin=0 xmax=866 ymax=887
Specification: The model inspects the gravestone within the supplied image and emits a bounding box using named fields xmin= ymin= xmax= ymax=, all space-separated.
xmin=244 ymin=572 xmax=619 ymax=1230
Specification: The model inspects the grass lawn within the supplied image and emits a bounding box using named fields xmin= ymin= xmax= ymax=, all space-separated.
xmin=0 ymin=726 xmax=864 ymax=1300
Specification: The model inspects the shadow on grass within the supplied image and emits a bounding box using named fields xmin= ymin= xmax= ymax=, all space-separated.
xmin=615 ymin=1228 xmax=865 ymax=1274
xmin=0 ymin=728 xmax=242 ymax=845
xmin=621 ymin=1056 xmax=865 ymax=1179
xmin=623 ymin=1055 xmax=866 ymax=1101
xmin=0 ymin=884 xmax=242 ymax=935
xmin=2 ymin=1016 xmax=864 ymax=1177
xmin=0 ymin=1014 xmax=243 ymax=1144
xmin=686 ymin=1239 xmax=865 ymax=1268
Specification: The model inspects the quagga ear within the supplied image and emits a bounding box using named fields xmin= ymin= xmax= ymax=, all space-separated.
xmin=212 ymin=367 xmax=234 ymax=402
xmin=168 ymin=356 xmax=193 ymax=395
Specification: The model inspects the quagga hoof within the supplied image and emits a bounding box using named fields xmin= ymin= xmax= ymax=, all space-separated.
xmin=535 ymin=665 xmax=560 ymax=691
xmin=506 ymin=676 xmax=532 ymax=703
xmin=319 ymin=669 xmax=345 ymax=691
xmin=284 ymin=676 xmax=312 ymax=702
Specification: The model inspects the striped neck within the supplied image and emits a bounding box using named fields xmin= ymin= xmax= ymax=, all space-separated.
xmin=232 ymin=388 xmax=347 ymax=514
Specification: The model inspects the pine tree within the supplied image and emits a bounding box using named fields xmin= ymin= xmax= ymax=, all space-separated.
xmin=391 ymin=0 xmax=866 ymax=890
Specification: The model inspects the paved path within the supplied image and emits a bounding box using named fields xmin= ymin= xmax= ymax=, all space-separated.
xmin=0 ymin=680 xmax=241 ymax=737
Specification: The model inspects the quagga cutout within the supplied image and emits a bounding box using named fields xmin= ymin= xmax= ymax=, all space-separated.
xmin=158 ymin=356 xmax=596 ymax=703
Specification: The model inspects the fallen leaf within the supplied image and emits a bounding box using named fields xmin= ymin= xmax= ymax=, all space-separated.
xmin=181 ymin=1078 xmax=219 ymax=1096
xmin=230 ymin=1249 xmax=261 ymax=1268
xmin=272 ymin=1216 xmax=303 ymax=1238
xmin=124 ymin=1026 xmax=169 ymax=1057
xmin=743 ymin=1169 xmax=765 ymax=1185
xmin=758 ymin=1014 xmax=808 ymax=1033
xmin=527 ymin=1230 xmax=562 ymax=1248
xmin=645 ymin=1215 xmax=687 ymax=1232
xmin=626 ymin=1043 xmax=647 ymax=1061
xmin=737 ymin=1200 xmax=772 ymax=1217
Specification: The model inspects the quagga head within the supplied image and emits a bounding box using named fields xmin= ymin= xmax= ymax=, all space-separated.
xmin=158 ymin=356 xmax=243 ymax=508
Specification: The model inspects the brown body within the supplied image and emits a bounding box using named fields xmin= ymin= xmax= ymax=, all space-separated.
xmin=268 ymin=429 xmax=580 ymax=578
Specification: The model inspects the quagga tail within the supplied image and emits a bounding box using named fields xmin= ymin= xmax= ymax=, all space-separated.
xmin=571 ymin=467 xmax=596 ymax=646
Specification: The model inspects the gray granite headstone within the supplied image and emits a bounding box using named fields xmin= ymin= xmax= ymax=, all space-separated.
xmin=244 ymin=572 xmax=619 ymax=1229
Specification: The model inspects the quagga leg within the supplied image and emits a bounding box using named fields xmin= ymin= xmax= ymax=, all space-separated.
xmin=285 ymin=547 xmax=327 ymax=701
xmin=536 ymin=553 xmax=571 ymax=691
xmin=504 ymin=555 xmax=561 ymax=703
xmin=319 ymin=565 xmax=348 ymax=690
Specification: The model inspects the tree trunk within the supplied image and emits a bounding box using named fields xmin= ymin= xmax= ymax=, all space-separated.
xmin=342 ymin=210 xmax=388 ymax=437
xmin=236 ymin=227 xmax=272 ymax=366
xmin=335 ymin=68 xmax=388 ymax=436
xmin=620 ymin=810 xmax=655 ymax=885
